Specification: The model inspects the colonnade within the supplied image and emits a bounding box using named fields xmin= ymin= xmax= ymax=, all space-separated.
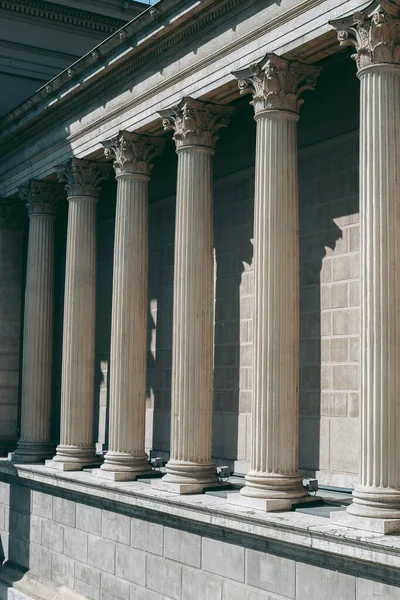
xmin=3 ymin=3 xmax=400 ymax=531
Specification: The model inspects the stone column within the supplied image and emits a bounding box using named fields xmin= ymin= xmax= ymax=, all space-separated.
xmin=10 ymin=181 xmax=62 ymax=463
xmin=152 ymin=97 xmax=233 ymax=494
xmin=228 ymin=55 xmax=320 ymax=511
xmin=94 ymin=131 xmax=165 ymax=481
xmin=0 ymin=199 xmax=25 ymax=455
xmin=47 ymin=159 xmax=110 ymax=471
xmin=331 ymin=1 xmax=400 ymax=533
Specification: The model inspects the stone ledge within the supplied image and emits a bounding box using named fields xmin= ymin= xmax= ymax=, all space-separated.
xmin=0 ymin=461 xmax=399 ymax=577
xmin=0 ymin=561 xmax=85 ymax=600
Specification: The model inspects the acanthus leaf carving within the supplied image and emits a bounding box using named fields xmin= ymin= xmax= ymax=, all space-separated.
xmin=55 ymin=159 xmax=111 ymax=199
xmin=159 ymin=97 xmax=233 ymax=150
xmin=233 ymin=53 xmax=321 ymax=116
xmin=18 ymin=180 xmax=64 ymax=216
xmin=330 ymin=0 xmax=400 ymax=70
xmin=102 ymin=131 xmax=166 ymax=177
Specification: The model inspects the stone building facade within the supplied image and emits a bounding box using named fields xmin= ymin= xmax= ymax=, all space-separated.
xmin=0 ymin=0 xmax=400 ymax=598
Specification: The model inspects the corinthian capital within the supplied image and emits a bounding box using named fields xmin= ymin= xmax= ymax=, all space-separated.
xmin=159 ymin=97 xmax=233 ymax=150
xmin=18 ymin=180 xmax=64 ymax=216
xmin=0 ymin=198 xmax=26 ymax=229
xmin=233 ymin=53 xmax=321 ymax=116
xmin=55 ymin=159 xmax=111 ymax=199
xmin=330 ymin=0 xmax=400 ymax=71
xmin=102 ymin=131 xmax=166 ymax=177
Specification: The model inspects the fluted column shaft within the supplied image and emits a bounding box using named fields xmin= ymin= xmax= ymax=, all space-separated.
xmin=95 ymin=131 xmax=165 ymax=481
xmin=48 ymin=159 xmax=109 ymax=471
xmin=348 ymin=65 xmax=400 ymax=518
xmin=330 ymin=3 xmax=400 ymax=530
xmin=152 ymin=97 xmax=233 ymax=493
xmin=11 ymin=182 xmax=61 ymax=462
xmin=166 ymin=145 xmax=215 ymax=483
xmin=102 ymin=176 xmax=149 ymax=475
xmin=242 ymin=111 xmax=306 ymax=500
xmin=229 ymin=54 xmax=320 ymax=510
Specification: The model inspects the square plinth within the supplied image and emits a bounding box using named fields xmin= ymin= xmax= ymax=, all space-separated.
xmin=151 ymin=479 xmax=222 ymax=495
xmin=330 ymin=510 xmax=400 ymax=534
xmin=91 ymin=468 xmax=155 ymax=482
xmin=45 ymin=459 xmax=101 ymax=472
xmin=227 ymin=493 xmax=319 ymax=512
xmin=8 ymin=452 xmax=50 ymax=464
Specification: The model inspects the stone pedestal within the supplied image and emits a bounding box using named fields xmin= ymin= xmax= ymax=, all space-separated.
xmin=10 ymin=182 xmax=62 ymax=463
xmin=47 ymin=159 xmax=110 ymax=471
xmin=93 ymin=132 xmax=165 ymax=481
xmin=330 ymin=2 xmax=400 ymax=533
xmin=228 ymin=55 xmax=320 ymax=511
xmin=152 ymin=98 xmax=233 ymax=494
xmin=0 ymin=199 xmax=25 ymax=455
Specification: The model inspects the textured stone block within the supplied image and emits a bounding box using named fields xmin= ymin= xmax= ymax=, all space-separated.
xmin=41 ymin=520 xmax=64 ymax=553
xmin=356 ymin=578 xmax=400 ymax=599
xmin=64 ymin=525 xmax=87 ymax=562
xmin=223 ymin=580 xmax=274 ymax=600
xmin=76 ymin=503 xmax=102 ymax=537
xmin=331 ymin=283 xmax=348 ymax=308
xmin=130 ymin=585 xmax=166 ymax=600
xmin=131 ymin=518 xmax=163 ymax=556
xmin=31 ymin=491 xmax=52 ymax=518
xmin=296 ymin=563 xmax=355 ymax=600
xmin=52 ymin=496 xmax=76 ymax=527
xmin=29 ymin=542 xmax=51 ymax=579
xmin=202 ymin=538 xmax=244 ymax=583
xmin=330 ymin=418 xmax=359 ymax=473
xmin=332 ymin=309 xmax=359 ymax=335
xmin=115 ymin=545 xmax=145 ymax=586
xmin=88 ymin=534 xmax=115 ymax=574
xmin=182 ymin=566 xmax=222 ymax=599
xmin=330 ymin=338 xmax=348 ymax=362
xmin=51 ymin=551 xmax=74 ymax=589
xmin=164 ymin=527 xmax=201 ymax=568
xmin=100 ymin=572 xmax=130 ymax=600
xmin=102 ymin=510 xmax=130 ymax=545
xmin=246 ymin=549 xmax=295 ymax=597
xmin=332 ymin=365 xmax=359 ymax=390
xmin=9 ymin=510 xmax=30 ymax=541
xmin=146 ymin=554 xmax=182 ymax=600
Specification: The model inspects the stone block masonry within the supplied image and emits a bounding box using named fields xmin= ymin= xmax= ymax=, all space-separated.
xmin=0 ymin=471 xmax=399 ymax=600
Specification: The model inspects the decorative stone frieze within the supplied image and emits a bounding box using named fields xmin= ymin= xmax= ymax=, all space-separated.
xmin=55 ymin=158 xmax=110 ymax=198
xmin=10 ymin=180 xmax=64 ymax=463
xmin=331 ymin=0 xmax=400 ymax=70
xmin=229 ymin=54 xmax=320 ymax=511
xmin=48 ymin=159 xmax=111 ymax=471
xmin=0 ymin=198 xmax=25 ymax=229
xmin=234 ymin=53 xmax=320 ymax=115
xmin=153 ymin=99 xmax=233 ymax=494
xmin=96 ymin=133 xmax=165 ymax=481
xmin=330 ymin=3 xmax=400 ymax=533
xmin=102 ymin=130 xmax=165 ymax=177
xmin=159 ymin=97 xmax=233 ymax=150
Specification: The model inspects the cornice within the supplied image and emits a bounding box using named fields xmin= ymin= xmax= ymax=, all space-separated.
xmin=0 ymin=0 xmax=127 ymax=34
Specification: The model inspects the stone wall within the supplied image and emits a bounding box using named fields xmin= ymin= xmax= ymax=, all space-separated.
xmin=0 ymin=474 xmax=399 ymax=600
xmin=0 ymin=228 xmax=24 ymax=455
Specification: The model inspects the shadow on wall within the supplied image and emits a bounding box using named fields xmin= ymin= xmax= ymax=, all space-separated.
xmin=298 ymin=133 xmax=360 ymax=484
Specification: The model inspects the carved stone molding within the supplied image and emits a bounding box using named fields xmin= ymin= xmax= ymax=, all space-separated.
xmin=160 ymin=97 xmax=233 ymax=150
xmin=331 ymin=0 xmax=400 ymax=70
xmin=233 ymin=53 xmax=321 ymax=116
xmin=0 ymin=198 xmax=26 ymax=228
xmin=18 ymin=180 xmax=64 ymax=216
xmin=55 ymin=159 xmax=111 ymax=199
xmin=102 ymin=131 xmax=166 ymax=177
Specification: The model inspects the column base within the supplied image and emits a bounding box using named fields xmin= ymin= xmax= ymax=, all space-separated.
xmin=46 ymin=444 xmax=100 ymax=472
xmin=152 ymin=459 xmax=220 ymax=494
xmin=92 ymin=468 xmax=156 ymax=482
xmin=330 ymin=510 xmax=400 ymax=535
xmin=227 ymin=491 xmax=316 ymax=512
xmin=9 ymin=441 xmax=55 ymax=464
